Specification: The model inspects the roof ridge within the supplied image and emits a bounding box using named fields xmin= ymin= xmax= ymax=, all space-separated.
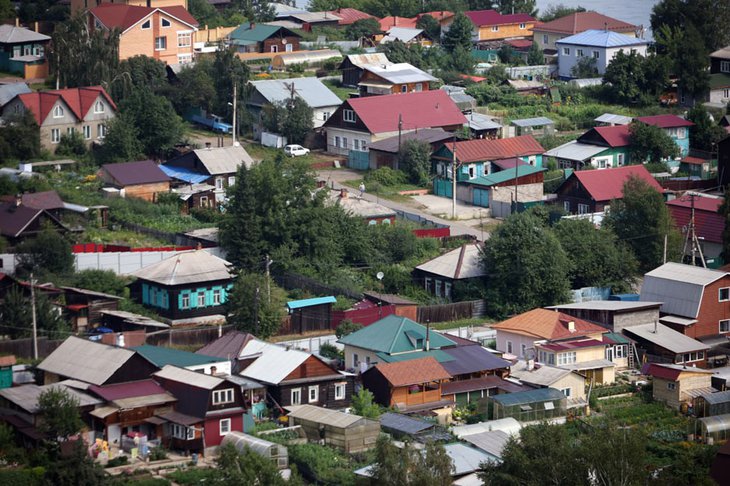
xmin=388 ymin=316 xmax=410 ymax=353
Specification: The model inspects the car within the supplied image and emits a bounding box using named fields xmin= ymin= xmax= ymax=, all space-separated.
xmin=284 ymin=144 xmax=310 ymax=157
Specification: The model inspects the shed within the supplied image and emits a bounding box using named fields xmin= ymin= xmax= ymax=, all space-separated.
xmin=287 ymin=296 xmax=336 ymax=334
xmin=379 ymin=412 xmax=441 ymax=440
xmin=271 ymin=49 xmax=342 ymax=69
xmin=285 ymin=404 xmax=380 ymax=453
xmin=481 ymin=388 xmax=567 ymax=421
xmin=698 ymin=390 xmax=730 ymax=418
xmin=220 ymin=431 xmax=288 ymax=469
xmin=510 ymin=117 xmax=555 ymax=136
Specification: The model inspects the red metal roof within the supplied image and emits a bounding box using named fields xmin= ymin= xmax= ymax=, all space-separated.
xmin=572 ymin=165 xmax=664 ymax=203
xmin=345 ymin=90 xmax=466 ymax=134
xmin=89 ymin=379 xmax=168 ymax=401
xmin=90 ymin=4 xmax=198 ymax=31
xmin=492 ymin=308 xmax=607 ymax=341
xmin=449 ymin=135 xmax=544 ymax=163
xmin=17 ymin=86 xmax=116 ymax=125
xmin=680 ymin=156 xmax=708 ymax=165
xmin=465 ymin=9 xmax=535 ymax=27
xmin=327 ymin=8 xmax=373 ymax=25
xmin=378 ymin=16 xmax=417 ymax=30
xmin=636 ymin=114 xmax=694 ymax=129
xmin=667 ymin=196 xmax=724 ymax=244
xmin=592 ymin=125 xmax=632 ymax=147
xmin=373 ymin=357 xmax=451 ymax=387
xmin=536 ymin=11 xmax=637 ymax=35
xmin=417 ymin=11 xmax=454 ymax=21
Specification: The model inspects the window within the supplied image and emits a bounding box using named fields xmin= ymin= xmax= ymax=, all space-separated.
xmin=468 ymin=165 xmax=476 ymax=179
xmin=161 ymin=18 xmax=171 ymax=28
xmin=219 ymin=418 xmax=231 ymax=435
xmin=308 ymin=386 xmax=318 ymax=403
xmin=491 ymin=26 xmax=499 ymax=32
xmin=228 ymin=176 xmax=236 ymax=186
xmin=563 ymin=47 xmax=570 ymax=56
xmin=291 ymin=388 xmax=302 ymax=405
xmin=334 ymin=383 xmax=346 ymax=400
xmin=519 ymin=23 xmax=526 ymax=29
xmin=361 ymin=141 xmax=367 ymax=151
xmin=720 ymin=288 xmax=730 ymax=302
xmin=334 ymin=136 xmax=340 ymax=148
xmin=425 ymin=277 xmax=432 ymax=293
xmin=53 ymin=105 xmax=64 ymax=118
xmin=178 ymin=32 xmax=192 ymax=48
xmin=592 ymin=50 xmax=599 ymax=59
xmin=617 ymin=153 xmax=625 ymax=166
xmin=415 ymin=83 xmax=423 ymax=92
xmin=561 ymin=388 xmax=571 ymax=397
xmin=97 ymin=123 xmax=106 ymax=139
xmin=155 ymin=36 xmax=167 ymax=51
xmin=83 ymin=125 xmax=91 ymax=139
xmin=576 ymin=49 xmax=584 ymax=57
xmin=213 ymin=289 xmax=222 ymax=305
xmin=401 ymin=85 xmax=408 ymax=93
xmin=94 ymin=101 xmax=105 ymax=113
xmin=445 ymin=282 xmax=452 ymax=299
xmin=724 ymin=89 xmax=730 ymax=99
xmin=557 ymin=351 xmax=576 ymax=365
xmin=286 ymin=43 xmax=293 ymax=52
xmin=506 ymin=341 xmax=513 ymax=354
xmin=721 ymin=61 xmax=730 ymax=73
xmin=721 ymin=320 xmax=730 ymax=333
xmin=181 ymin=294 xmax=190 ymax=309
xmin=270 ymin=44 xmax=278 ymax=53
xmin=216 ymin=178 xmax=224 ymax=190
xmin=198 ymin=292 xmax=206 ymax=307
xmin=178 ymin=53 xmax=193 ymax=64
xmin=563 ymin=201 xmax=570 ymax=212
xmin=141 ymin=19 xmax=151 ymax=30
xmin=543 ymin=34 xmax=548 ymax=45
xmin=322 ymin=112 xmax=330 ymax=121
xmin=67 ymin=127 xmax=75 ymax=135
xmin=172 ymin=424 xmax=194 ymax=440
xmin=342 ymin=137 xmax=348 ymax=149
xmin=521 ymin=344 xmax=526 ymax=357
xmin=578 ymin=203 xmax=589 ymax=215
xmin=353 ymin=353 xmax=359 ymax=368
xmin=667 ymin=382 xmax=676 ymax=391
xmin=614 ymin=345 xmax=626 ymax=359
xmin=51 ymin=128 xmax=60 ymax=144
xmin=435 ymin=280 xmax=442 ymax=297
xmin=354 ymin=139 xmax=360 ymax=151
xmin=11 ymin=46 xmax=19 ymax=58
xmin=212 ymin=388 xmax=234 ymax=405
xmin=676 ymin=127 xmax=686 ymax=139
xmin=343 ymin=109 xmax=356 ymax=123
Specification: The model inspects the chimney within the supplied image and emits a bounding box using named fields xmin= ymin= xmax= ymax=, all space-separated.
xmin=567 ymin=321 xmax=575 ymax=332
xmin=205 ymin=142 xmax=211 ymax=149
xmin=653 ymin=320 xmax=658 ymax=333
xmin=340 ymin=188 xmax=348 ymax=198
xmin=527 ymin=359 xmax=535 ymax=371
xmin=425 ymin=320 xmax=430 ymax=351
xmin=210 ymin=366 xmax=217 ymax=375
xmin=15 ymin=17 xmax=19 ymax=27
xmin=117 ymin=333 xmax=125 ymax=348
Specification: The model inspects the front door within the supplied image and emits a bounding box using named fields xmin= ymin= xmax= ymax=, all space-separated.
xmin=605 ymin=347 xmax=614 ymax=362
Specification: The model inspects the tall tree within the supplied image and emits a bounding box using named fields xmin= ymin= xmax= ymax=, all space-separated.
xmin=118 ymin=89 xmax=184 ymax=158
xmin=211 ymin=47 xmax=251 ymax=135
xmin=95 ymin=113 xmax=144 ymax=164
xmin=166 ymin=63 xmax=217 ymax=115
xmin=15 ymin=228 xmax=74 ymax=277
xmin=628 ymin=121 xmax=680 ymax=164
xmin=0 ymin=111 xmax=41 ymax=160
xmin=111 ymin=55 xmax=168 ymax=102
xmin=494 ymin=0 xmax=537 ymax=16
xmin=346 ymin=17 xmax=381 ymax=41
xmin=686 ymin=105 xmax=727 ymax=152
xmin=371 ymin=435 xmax=453 ymax=486
xmin=526 ymin=41 xmax=543 ymax=65
xmin=651 ymin=0 xmax=730 ymax=53
xmin=603 ymin=51 xmax=669 ymax=105
xmin=442 ymin=13 xmax=473 ymax=54
xmin=0 ymin=0 xmax=14 ymax=21
xmin=38 ymin=388 xmax=83 ymax=440
xmin=219 ymin=164 xmax=264 ymax=270
xmin=416 ymin=14 xmax=441 ymax=42
xmin=226 ymin=272 xmax=286 ymax=339
xmin=282 ymin=98 xmax=314 ymax=145
xmin=0 ymin=287 xmax=68 ymax=340
xmin=604 ymin=175 xmax=681 ymax=272
xmin=539 ymin=4 xmax=586 ymax=22
xmin=675 ymin=24 xmax=710 ymax=102
xmin=481 ymin=211 xmax=570 ymax=317
xmin=398 ymin=139 xmax=431 ymax=185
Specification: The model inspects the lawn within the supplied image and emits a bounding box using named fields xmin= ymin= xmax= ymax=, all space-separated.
xmin=322 ymin=79 xmax=355 ymax=102
xmin=342 ymin=177 xmax=424 ymax=203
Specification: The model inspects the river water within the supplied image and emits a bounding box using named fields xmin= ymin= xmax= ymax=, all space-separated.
xmin=535 ymin=0 xmax=661 ymax=37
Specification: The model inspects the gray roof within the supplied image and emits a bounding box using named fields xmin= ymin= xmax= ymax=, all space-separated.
xmin=0 ymin=82 xmax=31 ymax=106
xmin=0 ymin=383 xmax=102 ymax=414
xmin=361 ymin=63 xmax=437 ymax=84
xmin=153 ymin=365 xmax=225 ymax=390
xmin=711 ymin=46 xmax=730 ymax=60
xmin=367 ymin=128 xmax=452 ymax=153
xmin=701 ymin=390 xmax=730 ymax=405
xmin=466 ymin=113 xmax=502 ymax=131
xmin=509 ymin=360 xmax=572 ymax=386
xmin=249 ymin=77 xmax=342 ymax=109
xmin=0 ymin=25 xmax=50 ymax=44
xmin=511 ymin=117 xmax=555 ymax=127
xmin=415 ymin=244 xmax=486 ymax=280
xmin=286 ymin=404 xmax=373 ymax=428
xmin=451 ymin=418 xmax=522 ymax=438
xmin=192 ymin=145 xmax=255 ymax=175
xmin=623 ymin=323 xmax=710 ymax=354
xmin=381 ymin=27 xmax=424 ymax=43
xmin=594 ymin=113 xmax=633 ymax=125
xmin=556 ymin=29 xmax=649 ymax=48
xmin=544 ymin=141 xmax=607 ymax=161
xmin=561 ymin=359 xmax=615 ymax=372
xmin=329 ymin=191 xmax=396 ymax=218
xmin=379 ymin=412 xmax=434 ymax=435
xmin=548 ymin=300 xmax=663 ymax=312
xmin=490 ymin=387 xmax=566 ymax=406
xmin=444 ymin=443 xmax=493 ymax=476
xmin=461 ymin=429 xmax=511 ymax=459
xmin=130 ymin=250 xmax=232 ymax=286
xmin=36 ymin=336 xmax=136 ymax=386
xmin=286 ymin=12 xmax=341 ymax=23
xmin=343 ymin=53 xmax=392 ymax=69
xmin=238 ymin=339 xmax=313 ymax=384
xmin=640 ymin=263 xmax=728 ymax=318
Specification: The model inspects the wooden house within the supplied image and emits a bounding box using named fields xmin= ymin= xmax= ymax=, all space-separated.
xmin=623 ymin=322 xmax=710 ymax=368
xmin=367 ymin=128 xmax=453 ymax=171
xmin=362 ymin=292 xmax=418 ymax=321
xmin=545 ymin=125 xmax=632 ymax=170
xmin=643 ymin=362 xmax=714 ymax=410
xmin=133 ymin=344 xmax=232 ymax=375
xmin=195 ymin=331 xmax=257 ymax=373
xmin=228 ymin=23 xmax=301 ymax=54
xmin=0 ymin=25 xmax=50 ymax=79
xmin=60 ymin=286 xmax=123 ymax=333
xmin=455 ymin=9 xmax=536 ymax=43
xmin=357 ymin=62 xmax=436 ymax=97
xmin=509 ymin=360 xmax=587 ymax=404
xmin=285 ymin=405 xmax=380 ymax=453
xmin=548 ymin=300 xmax=662 ymax=334
xmin=338 ymin=53 xmax=391 ymax=88
xmin=98 ymin=160 xmax=172 ymax=202
xmin=0 ymin=200 xmax=68 ymax=245
xmin=413 ymin=243 xmax=486 ymax=301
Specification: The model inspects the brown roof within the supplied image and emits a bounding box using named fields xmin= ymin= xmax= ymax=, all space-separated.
xmin=491 ymin=308 xmax=607 ymax=340
xmin=374 ymin=357 xmax=451 ymax=387
xmin=0 ymin=202 xmax=53 ymax=238
xmin=363 ymin=292 xmax=417 ymax=306
xmin=536 ymin=11 xmax=637 ymax=35
xmin=441 ymin=375 xmax=527 ymax=395
xmin=100 ymin=160 xmax=171 ymax=187
xmin=196 ymin=331 xmax=257 ymax=359
xmin=21 ymin=191 xmax=64 ymax=211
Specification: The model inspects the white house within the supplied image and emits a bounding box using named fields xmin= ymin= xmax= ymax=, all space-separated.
xmin=555 ymin=29 xmax=648 ymax=79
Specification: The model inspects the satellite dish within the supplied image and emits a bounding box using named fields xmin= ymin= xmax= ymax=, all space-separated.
xmin=376 ymin=272 xmax=384 ymax=281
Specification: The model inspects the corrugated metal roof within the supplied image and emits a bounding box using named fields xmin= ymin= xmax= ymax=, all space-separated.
xmin=326 ymin=8 xmax=374 ymax=25
xmin=0 ymin=24 xmax=50 ymax=43
xmin=250 ymin=77 xmax=342 ymax=108
xmin=544 ymin=141 xmax=608 ymax=161
xmin=640 ymin=262 xmax=727 ymax=318
xmin=490 ymin=387 xmax=566 ymax=406
xmin=444 ymin=443 xmax=492 ymax=476
xmin=701 ymin=390 xmax=730 ymax=405
xmin=636 ymin=115 xmax=694 ymax=129
xmin=415 ymin=243 xmax=485 ymax=280
xmin=536 ymin=11 xmax=637 ymax=35
xmin=556 ymin=29 xmax=648 ymax=48
xmin=0 ymin=82 xmax=31 ymax=107
xmin=286 ymin=404 xmax=373 ymax=428
xmin=238 ymin=339 xmax=311 ymax=384
xmin=37 ymin=336 xmax=136 ymax=386
xmin=113 ymin=393 xmax=176 ymax=409
xmin=131 ymin=249 xmax=232 ymax=286
xmin=380 ymin=27 xmax=423 ymax=43
xmin=623 ymin=323 xmax=710 ymax=354
xmin=594 ymin=113 xmax=633 ymax=125
xmin=90 ymin=405 xmax=119 ymax=419
xmin=159 ymin=164 xmax=210 ymax=184
xmin=441 ymin=345 xmax=511 ymax=375
xmin=376 ymin=349 xmax=455 ymax=364
xmin=466 ymin=113 xmax=502 ymax=131
xmin=465 ymin=9 xmax=534 ymax=27
xmin=153 ymin=364 xmax=225 ymax=390
xmin=343 ymin=53 xmax=392 ymax=69
xmin=157 ymin=409 xmax=202 ymax=425
xmin=191 ymin=145 xmax=255 ymax=175
xmin=361 ymin=62 xmax=437 ymax=84
xmin=447 ymin=133 xmax=544 ymax=163
xmin=379 ymin=412 xmax=434 ymax=435
xmin=338 ymin=315 xmax=456 ymax=354
xmin=451 ymin=418 xmax=521 ymax=438
xmin=492 ymin=308 xmax=607 ymax=341
xmin=287 ymin=11 xmax=341 ymax=22
xmin=569 ymin=165 xmax=663 ymax=203
xmin=561 ymin=358 xmax=615 ymax=371
xmin=370 ymin=356 xmax=451 ymax=387
xmin=196 ymin=331 xmax=256 ymax=360
xmin=287 ymin=296 xmax=337 ymax=309
xmin=511 ymin=117 xmax=555 ymax=128
xmin=230 ymin=23 xmax=294 ymax=42
xmin=89 ymin=379 xmax=168 ymax=401
xmin=548 ymin=300 xmax=662 ymax=311
xmin=467 ymin=165 xmax=545 ymax=187
xmin=368 ymin=128 xmax=452 ymax=153
xmin=668 ymin=197 xmax=724 ymax=244
xmin=101 ymin=160 xmax=171 ymax=186
xmin=0 ymin=383 xmax=102 ymax=413
xmin=659 ymin=315 xmax=698 ymax=327
xmin=509 ymin=360 xmax=572 ymax=386
xmin=133 ymin=345 xmax=227 ymax=368
xmin=461 ymin=430 xmax=511 ymax=459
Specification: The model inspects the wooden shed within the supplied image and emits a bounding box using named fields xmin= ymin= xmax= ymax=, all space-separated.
xmin=287 ymin=296 xmax=336 ymax=334
xmin=285 ymin=404 xmax=380 ymax=453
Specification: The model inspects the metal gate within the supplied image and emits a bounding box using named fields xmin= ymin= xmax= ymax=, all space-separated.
xmin=472 ymin=188 xmax=489 ymax=207
xmin=347 ymin=150 xmax=369 ymax=170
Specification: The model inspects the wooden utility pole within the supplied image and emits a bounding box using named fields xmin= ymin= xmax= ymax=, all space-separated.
xmin=232 ymin=83 xmax=237 ymax=146
xmin=30 ymin=273 xmax=38 ymax=360
xmin=265 ymin=254 xmax=272 ymax=305
xmin=451 ymin=137 xmax=458 ymax=219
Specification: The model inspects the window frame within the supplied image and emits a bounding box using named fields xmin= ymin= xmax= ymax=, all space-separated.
xmin=343 ymin=109 xmax=356 ymax=123
xmin=667 ymin=382 xmax=676 ymax=391
xmin=51 ymin=128 xmax=60 ymax=144
xmin=161 ymin=17 xmax=171 ymax=28
xmin=561 ymin=387 xmax=571 ymax=397
xmin=491 ymin=26 xmax=499 ymax=32
xmin=94 ymin=100 xmax=105 ymax=114
xmin=721 ymin=60 xmax=730 ymax=73
xmin=291 ymin=388 xmax=302 ymax=405
xmin=141 ymin=19 xmax=151 ymax=30
xmin=97 ymin=123 xmax=106 ymax=139
xmin=334 ymin=382 xmax=346 ymax=400
xmin=181 ymin=293 xmax=190 ymax=309
xmin=177 ymin=31 xmax=192 ymax=48
xmin=721 ymin=319 xmax=730 ymax=333
xmin=212 ymin=289 xmax=222 ymax=305
xmin=53 ymin=105 xmax=64 ymax=118
xmin=519 ymin=23 xmax=526 ymax=29
xmin=562 ymin=47 xmax=570 ymax=56
xmin=155 ymin=36 xmax=167 ymax=51
xmin=308 ymin=385 xmax=318 ymax=403
xmin=198 ymin=292 xmax=206 ymax=307
xmin=212 ymin=388 xmax=234 ymax=405
xmin=720 ymin=288 xmax=730 ymax=302
xmin=592 ymin=50 xmax=600 ymax=59
xmin=83 ymin=125 xmax=91 ymax=139
xmin=219 ymin=418 xmax=231 ymax=435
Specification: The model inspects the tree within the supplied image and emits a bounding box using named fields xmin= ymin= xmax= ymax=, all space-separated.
xmin=226 ymin=272 xmax=286 ymax=339
xmin=687 ymin=105 xmax=727 ymax=151
xmin=210 ymin=47 xmax=251 ymax=134
xmin=111 ymin=55 xmax=168 ymax=101
xmin=335 ymin=319 xmax=363 ymax=339
xmin=38 ymin=388 xmax=83 ymax=440
xmin=398 ymin=139 xmax=431 ymax=185
xmin=15 ymin=228 xmax=74 ymax=277
xmin=539 ymin=4 xmax=586 ymax=22
xmin=370 ymin=435 xmax=453 ymax=486
xmin=0 ymin=111 xmax=41 ymax=160
xmin=570 ymin=56 xmax=598 ymax=78
xmin=95 ymin=114 xmax=144 ymax=164
xmin=0 ymin=0 xmax=14 ymax=21
xmin=351 ymin=388 xmax=381 ymax=418
xmin=71 ymin=269 xmax=129 ymax=297
xmin=604 ymin=175 xmax=681 ymax=272
xmin=346 ymin=17 xmax=381 ymax=41
xmin=675 ymin=24 xmax=710 ymax=102
xmin=442 ymin=13 xmax=473 ymax=54
xmin=56 ymin=131 xmax=87 ymax=157
xmin=553 ymin=219 xmax=638 ymax=291
xmin=262 ymin=98 xmax=313 ymax=145
xmin=651 ymin=0 xmax=730 ymax=53
xmin=217 ymin=443 xmax=288 ymax=485
xmin=494 ymin=0 xmax=537 ymax=16
xmin=629 ymin=121 xmax=680 ymax=164
xmin=446 ymin=44 xmax=476 ymax=73
xmin=526 ymin=41 xmax=543 ymax=65
xmin=603 ymin=51 xmax=669 ymax=105
xmin=416 ymin=14 xmax=440 ymax=42
xmin=497 ymin=45 xmax=519 ymax=65
xmin=481 ymin=211 xmax=570 ymax=317
xmin=220 ymin=164 xmax=264 ymax=271
xmin=118 ymin=89 xmax=184 ymax=158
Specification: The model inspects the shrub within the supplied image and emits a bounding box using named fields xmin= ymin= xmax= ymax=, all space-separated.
xmin=105 ymin=455 xmax=129 ymax=468
xmin=148 ymin=446 xmax=168 ymax=461
xmin=319 ymin=342 xmax=342 ymax=360
xmin=335 ymin=319 xmax=362 ymax=339
xmin=364 ymin=167 xmax=407 ymax=187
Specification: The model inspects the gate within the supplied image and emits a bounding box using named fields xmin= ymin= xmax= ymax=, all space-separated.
xmin=347 ymin=150 xmax=370 ymax=170
xmin=472 ymin=188 xmax=489 ymax=207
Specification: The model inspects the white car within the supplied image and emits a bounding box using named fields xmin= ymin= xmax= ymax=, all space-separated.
xmin=284 ymin=144 xmax=310 ymax=157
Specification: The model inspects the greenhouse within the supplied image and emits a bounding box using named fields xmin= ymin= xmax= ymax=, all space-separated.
xmin=482 ymin=388 xmax=567 ymax=422
xmin=697 ymin=390 xmax=730 ymax=417
xmin=699 ymin=413 xmax=730 ymax=443
xmin=220 ymin=432 xmax=288 ymax=469
xmin=271 ymin=49 xmax=342 ymax=69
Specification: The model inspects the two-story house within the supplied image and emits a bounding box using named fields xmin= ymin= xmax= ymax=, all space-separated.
xmin=3 ymin=86 xmax=117 ymax=152
xmin=89 ymin=3 xmax=198 ymax=64
xmin=545 ymin=125 xmax=632 ymax=170
xmin=357 ymin=63 xmax=437 ymax=97
xmin=635 ymin=115 xmax=694 ymax=158
xmin=708 ymin=45 xmax=730 ymax=107
xmin=451 ymin=10 xmax=536 ymax=43
xmin=0 ymin=25 xmax=50 ymax=79
xmin=555 ymin=29 xmax=648 ymax=79
xmin=228 ymin=23 xmax=301 ymax=54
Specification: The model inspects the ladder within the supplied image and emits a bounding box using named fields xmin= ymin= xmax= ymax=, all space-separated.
xmin=627 ymin=343 xmax=640 ymax=370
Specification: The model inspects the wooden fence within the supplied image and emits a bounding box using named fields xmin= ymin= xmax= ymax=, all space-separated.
xmin=273 ymin=272 xmax=362 ymax=300
xmin=146 ymin=325 xmax=235 ymax=348
xmin=416 ymin=300 xmax=486 ymax=324
xmin=0 ymin=337 xmax=63 ymax=360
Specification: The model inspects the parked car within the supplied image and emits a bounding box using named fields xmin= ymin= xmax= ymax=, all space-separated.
xmin=285 ymin=144 xmax=310 ymax=157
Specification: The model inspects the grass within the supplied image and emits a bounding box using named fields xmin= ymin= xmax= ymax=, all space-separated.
xmin=430 ymin=316 xmax=493 ymax=331
xmin=342 ymin=177 xmax=424 ymax=203
xmin=81 ymin=227 xmax=170 ymax=247
xmin=322 ymin=79 xmax=355 ymax=102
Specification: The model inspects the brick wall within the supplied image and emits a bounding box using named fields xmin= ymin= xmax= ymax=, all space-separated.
xmin=692 ymin=277 xmax=730 ymax=339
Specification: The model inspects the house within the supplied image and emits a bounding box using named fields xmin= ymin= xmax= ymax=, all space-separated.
xmin=357 ymin=62 xmax=437 ymax=97
xmin=6 ymin=191 xmax=66 ymax=220
xmin=326 ymin=8 xmax=374 ymax=27
xmin=431 ymin=135 xmax=546 ymax=209
xmin=642 ymin=362 xmax=714 ymax=410
xmin=60 ymin=286 xmax=123 ymax=332
xmin=89 ymin=3 xmax=199 ymax=64
xmin=247 ymin=77 xmax=342 ymax=139
xmin=456 ymin=10 xmax=536 ymax=43
xmin=276 ymin=11 xmax=342 ymax=31
xmin=491 ymin=308 xmax=617 ymax=385
xmin=37 ymin=336 xmax=159 ymax=386
xmin=0 ymin=82 xmax=31 ymax=113
xmin=508 ymin=359 xmax=587 ymax=404
xmin=162 ymin=145 xmax=255 ymax=202
xmin=623 ymin=322 xmax=710 ymax=368
xmin=678 ymin=155 xmax=715 ymax=180
xmin=0 ymin=200 xmax=68 ymax=245
xmin=413 ymin=243 xmax=485 ymax=301
xmin=0 ymin=25 xmax=50 ymax=79
xmin=362 ymin=292 xmax=419 ymax=321
xmin=71 ymin=0 xmax=190 ymax=14
xmin=555 ymin=29 xmax=648 ymax=79
xmin=129 ymin=249 xmax=234 ymax=323
xmin=228 ymin=23 xmax=301 ymax=54
xmin=326 ymin=188 xmax=397 ymax=225
xmin=153 ymin=365 xmax=247 ymax=452
xmin=285 ymin=405 xmax=380 ymax=453
xmin=555 ymin=164 xmax=664 ymax=215
xmin=2 ymin=86 xmax=117 ymax=152
xmin=322 ymin=90 xmax=466 ymax=166
xmin=236 ymin=338 xmax=354 ymax=410
xmin=505 ymin=79 xmax=546 ymax=96
xmin=667 ymin=194 xmax=724 ymax=267
xmin=87 ymin=379 xmax=177 ymax=446
xmin=361 ymin=357 xmax=453 ymax=412
xmin=367 ymin=128 xmax=454 ymax=171
xmin=195 ymin=331 xmax=257 ymax=373
xmin=510 ymin=117 xmax=555 ymax=137
xmin=548 ymin=300 xmax=662 ymax=334
xmin=133 ymin=345 xmax=232 ymax=375
xmin=286 ymin=296 xmax=337 ymax=334
xmin=172 ymin=183 xmax=217 ymax=213
xmin=465 ymin=113 xmax=503 ymax=139
xmin=441 ymin=85 xmax=477 ymax=113
xmin=545 ymin=125 xmax=632 ymax=170
xmin=533 ymin=11 xmax=639 ymax=60
xmin=338 ymin=53 xmax=392 ymax=88
xmin=640 ymin=262 xmax=730 ymax=340
xmin=635 ymin=115 xmax=694 ymax=158
xmin=98 ymin=160 xmax=172 ymax=202
xmin=707 ymin=46 xmax=730 ymax=108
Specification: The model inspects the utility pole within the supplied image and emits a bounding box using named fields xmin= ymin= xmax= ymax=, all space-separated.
xmin=232 ymin=83 xmax=237 ymax=146
xmin=264 ymin=254 xmax=272 ymax=305
xmin=514 ymin=159 xmax=519 ymax=207
xmin=398 ymin=113 xmax=403 ymax=152
xmin=253 ymin=286 xmax=260 ymax=335
xmin=681 ymin=193 xmax=707 ymax=267
xmin=30 ymin=273 xmax=38 ymax=360
xmin=452 ymin=137 xmax=458 ymax=219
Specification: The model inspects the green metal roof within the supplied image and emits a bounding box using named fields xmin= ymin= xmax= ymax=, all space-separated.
xmin=230 ymin=24 xmax=288 ymax=42
xmin=490 ymin=387 xmax=566 ymax=406
xmin=338 ymin=315 xmax=456 ymax=354
xmin=133 ymin=345 xmax=224 ymax=368
xmin=467 ymin=165 xmax=545 ymax=187
xmin=376 ymin=349 xmax=456 ymax=364
xmin=604 ymin=332 xmax=630 ymax=345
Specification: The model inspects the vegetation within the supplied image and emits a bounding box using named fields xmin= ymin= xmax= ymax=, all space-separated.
xmin=262 ymin=98 xmax=314 ymax=145
xmin=335 ymin=319 xmax=363 ymax=339
xmin=371 ymin=434 xmax=453 ymax=486
xmin=350 ymin=388 xmax=382 ymax=419
xmin=15 ymin=228 xmax=75 ymax=278
xmin=0 ymin=112 xmax=42 ymax=162
xmin=226 ymin=272 xmax=287 ymax=339
xmin=686 ymin=105 xmax=727 ymax=152
xmin=629 ymin=121 xmax=680 ymax=163
xmin=37 ymin=387 xmax=83 ymax=440
xmin=570 ymin=56 xmax=598 ymax=78
xmin=0 ymin=286 xmax=69 ymax=340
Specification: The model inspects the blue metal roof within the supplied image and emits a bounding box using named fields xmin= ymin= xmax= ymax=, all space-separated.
xmin=556 ymin=29 xmax=649 ymax=48
xmin=287 ymin=296 xmax=337 ymax=310
xmin=159 ymin=165 xmax=209 ymax=184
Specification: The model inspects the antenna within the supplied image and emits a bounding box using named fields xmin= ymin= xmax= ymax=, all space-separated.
xmin=680 ymin=193 xmax=707 ymax=267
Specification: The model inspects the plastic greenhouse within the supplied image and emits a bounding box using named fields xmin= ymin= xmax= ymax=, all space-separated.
xmin=699 ymin=414 xmax=730 ymax=443
xmin=220 ymin=432 xmax=288 ymax=469
xmin=482 ymin=388 xmax=567 ymax=421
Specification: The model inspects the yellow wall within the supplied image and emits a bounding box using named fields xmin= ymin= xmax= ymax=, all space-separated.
xmin=195 ymin=25 xmax=237 ymax=44
xmin=118 ymin=11 xmax=195 ymax=64
xmin=477 ymin=22 xmax=534 ymax=41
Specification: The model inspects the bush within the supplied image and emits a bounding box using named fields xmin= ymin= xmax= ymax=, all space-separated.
xmin=319 ymin=342 xmax=342 ymax=360
xmin=289 ymin=444 xmax=357 ymax=485
xmin=56 ymin=131 xmax=87 ymax=157
xmin=148 ymin=446 xmax=168 ymax=461
xmin=335 ymin=319 xmax=362 ymax=339
xmin=364 ymin=167 xmax=407 ymax=187
xmin=105 ymin=455 xmax=129 ymax=468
